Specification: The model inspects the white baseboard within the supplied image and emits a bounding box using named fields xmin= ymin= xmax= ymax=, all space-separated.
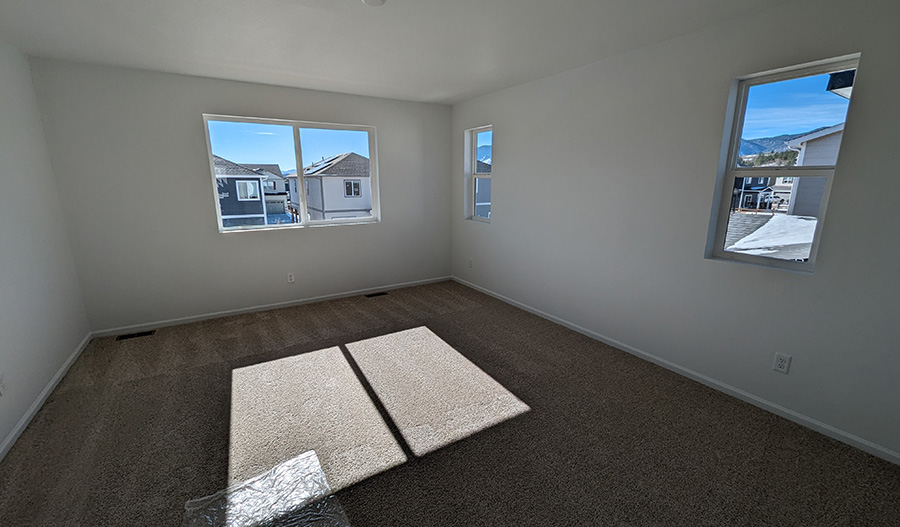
xmin=451 ymin=276 xmax=900 ymax=466
xmin=0 ymin=331 xmax=94 ymax=463
xmin=93 ymin=276 xmax=453 ymax=337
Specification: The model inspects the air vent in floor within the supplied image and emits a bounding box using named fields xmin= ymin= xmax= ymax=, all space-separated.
xmin=115 ymin=330 xmax=156 ymax=341
xmin=364 ymin=292 xmax=388 ymax=298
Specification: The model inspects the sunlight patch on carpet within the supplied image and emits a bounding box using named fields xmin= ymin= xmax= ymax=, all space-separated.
xmin=229 ymin=348 xmax=407 ymax=490
xmin=346 ymin=327 xmax=530 ymax=456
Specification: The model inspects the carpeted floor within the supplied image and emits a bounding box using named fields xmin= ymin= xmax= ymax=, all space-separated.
xmin=0 ymin=280 xmax=898 ymax=526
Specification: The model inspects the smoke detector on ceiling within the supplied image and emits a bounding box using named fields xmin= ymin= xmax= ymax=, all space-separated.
xmin=362 ymin=0 xmax=386 ymax=6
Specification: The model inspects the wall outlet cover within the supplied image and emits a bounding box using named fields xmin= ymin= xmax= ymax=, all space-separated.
xmin=773 ymin=353 xmax=792 ymax=374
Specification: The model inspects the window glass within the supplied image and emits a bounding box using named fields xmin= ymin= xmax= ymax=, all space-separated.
xmin=208 ymin=121 xmax=293 ymax=229
xmin=723 ymin=176 xmax=826 ymax=262
xmin=475 ymin=130 xmax=492 ymax=174
xmin=237 ymin=180 xmax=260 ymax=200
xmin=707 ymin=58 xmax=858 ymax=271
xmin=737 ymin=71 xmax=852 ymax=168
xmin=205 ymin=117 xmax=378 ymax=231
xmin=474 ymin=178 xmax=491 ymax=220
xmin=300 ymin=128 xmax=372 ymax=221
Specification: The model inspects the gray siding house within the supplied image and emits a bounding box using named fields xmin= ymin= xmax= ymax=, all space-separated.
xmin=213 ymin=155 xmax=267 ymax=228
xmin=784 ymin=70 xmax=853 ymax=217
xmin=288 ymin=152 xmax=373 ymax=220
xmin=787 ymin=124 xmax=844 ymax=216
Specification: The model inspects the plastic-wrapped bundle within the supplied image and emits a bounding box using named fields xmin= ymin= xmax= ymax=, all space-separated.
xmin=183 ymin=451 xmax=350 ymax=527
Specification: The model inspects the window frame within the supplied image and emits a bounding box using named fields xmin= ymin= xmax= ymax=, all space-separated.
xmin=203 ymin=114 xmax=380 ymax=233
xmin=236 ymin=180 xmax=261 ymax=201
xmin=467 ymin=125 xmax=492 ymax=223
xmin=705 ymin=54 xmax=859 ymax=273
xmin=343 ymin=179 xmax=362 ymax=198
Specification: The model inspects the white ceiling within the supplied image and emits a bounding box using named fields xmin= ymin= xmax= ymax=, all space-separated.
xmin=0 ymin=0 xmax=788 ymax=104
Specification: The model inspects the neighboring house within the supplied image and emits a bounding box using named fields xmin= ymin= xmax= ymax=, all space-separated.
xmin=786 ymin=124 xmax=844 ymax=216
xmin=242 ymin=163 xmax=288 ymax=215
xmin=213 ymin=155 xmax=267 ymax=228
xmin=287 ymin=152 xmax=373 ymax=220
xmin=783 ymin=70 xmax=853 ymax=217
xmin=731 ymin=176 xmax=775 ymax=211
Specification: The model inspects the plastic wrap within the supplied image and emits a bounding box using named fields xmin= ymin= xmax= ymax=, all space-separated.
xmin=183 ymin=450 xmax=350 ymax=527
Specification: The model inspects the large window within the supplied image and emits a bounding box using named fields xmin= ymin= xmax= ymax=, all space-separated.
xmin=204 ymin=115 xmax=379 ymax=232
xmin=706 ymin=55 xmax=859 ymax=272
xmin=468 ymin=126 xmax=492 ymax=221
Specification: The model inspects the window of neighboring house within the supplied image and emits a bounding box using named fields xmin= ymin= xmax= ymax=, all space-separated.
xmin=344 ymin=179 xmax=361 ymax=197
xmin=706 ymin=55 xmax=859 ymax=272
xmin=468 ymin=126 xmax=492 ymax=221
xmin=236 ymin=180 xmax=261 ymax=201
xmin=205 ymin=115 xmax=379 ymax=232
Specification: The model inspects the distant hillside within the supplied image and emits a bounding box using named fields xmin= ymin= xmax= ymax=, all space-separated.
xmin=739 ymin=127 xmax=831 ymax=156
xmin=477 ymin=145 xmax=492 ymax=164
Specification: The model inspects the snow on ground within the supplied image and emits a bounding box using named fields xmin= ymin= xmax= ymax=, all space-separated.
xmin=727 ymin=214 xmax=817 ymax=251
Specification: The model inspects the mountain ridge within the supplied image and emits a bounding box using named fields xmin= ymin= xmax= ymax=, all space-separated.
xmin=739 ymin=126 xmax=832 ymax=156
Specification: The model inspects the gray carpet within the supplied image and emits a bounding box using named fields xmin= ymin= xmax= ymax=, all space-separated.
xmin=0 ymin=281 xmax=898 ymax=526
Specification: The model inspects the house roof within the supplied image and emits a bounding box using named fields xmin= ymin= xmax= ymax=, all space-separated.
xmin=787 ymin=124 xmax=844 ymax=148
xmin=213 ymin=155 xmax=264 ymax=177
xmin=476 ymin=160 xmax=492 ymax=173
xmin=241 ymin=163 xmax=285 ymax=179
xmin=303 ymin=152 xmax=370 ymax=177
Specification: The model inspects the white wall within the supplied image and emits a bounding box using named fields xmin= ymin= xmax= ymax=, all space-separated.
xmin=0 ymin=39 xmax=90 ymax=458
xmin=30 ymin=60 xmax=452 ymax=331
xmin=451 ymin=0 xmax=900 ymax=459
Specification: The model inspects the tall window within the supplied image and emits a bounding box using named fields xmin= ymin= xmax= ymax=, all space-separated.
xmin=204 ymin=115 xmax=379 ymax=231
xmin=469 ymin=126 xmax=492 ymax=221
xmin=706 ymin=55 xmax=858 ymax=272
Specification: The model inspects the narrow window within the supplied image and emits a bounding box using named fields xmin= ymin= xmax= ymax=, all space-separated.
xmin=468 ymin=126 xmax=492 ymax=221
xmin=706 ymin=55 xmax=858 ymax=272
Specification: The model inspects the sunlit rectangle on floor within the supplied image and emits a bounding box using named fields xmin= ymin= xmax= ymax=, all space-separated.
xmin=346 ymin=327 xmax=530 ymax=456
xmin=229 ymin=348 xmax=407 ymax=491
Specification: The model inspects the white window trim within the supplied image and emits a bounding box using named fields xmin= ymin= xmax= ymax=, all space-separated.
xmin=705 ymin=54 xmax=859 ymax=273
xmin=236 ymin=180 xmax=261 ymax=201
xmin=203 ymin=114 xmax=381 ymax=233
xmin=343 ymin=179 xmax=362 ymax=198
xmin=467 ymin=125 xmax=492 ymax=223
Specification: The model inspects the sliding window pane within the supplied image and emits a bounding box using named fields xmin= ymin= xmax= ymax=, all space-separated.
xmin=737 ymin=71 xmax=853 ymax=168
xmin=207 ymin=121 xmax=296 ymax=230
xmin=474 ymin=178 xmax=491 ymax=220
xmin=475 ymin=130 xmax=492 ymax=174
xmin=299 ymin=128 xmax=372 ymax=221
xmin=724 ymin=176 xmax=826 ymax=261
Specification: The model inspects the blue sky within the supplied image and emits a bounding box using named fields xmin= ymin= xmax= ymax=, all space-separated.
xmin=741 ymin=73 xmax=850 ymax=139
xmin=207 ymin=121 xmax=369 ymax=173
xmin=476 ymin=130 xmax=492 ymax=148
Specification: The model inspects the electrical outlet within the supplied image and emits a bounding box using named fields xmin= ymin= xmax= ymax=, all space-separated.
xmin=0 ymin=373 xmax=6 ymax=397
xmin=773 ymin=353 xmax=792 ymax=374
xmin=287 ymin=273 xmax=295 ymax=283
xmin=468 ymin=258 xmax=473 ymax=269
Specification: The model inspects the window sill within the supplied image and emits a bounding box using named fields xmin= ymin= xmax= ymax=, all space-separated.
xmin=219 ymin=218 xmax=380 ymax=233
xmin=704 ymin=252 xmax=815 ymax=274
